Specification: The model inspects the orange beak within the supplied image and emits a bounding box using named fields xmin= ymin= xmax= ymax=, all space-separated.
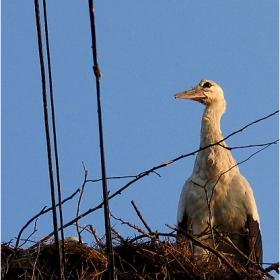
xmin=174 ymin=88 xmax=206 ymax=102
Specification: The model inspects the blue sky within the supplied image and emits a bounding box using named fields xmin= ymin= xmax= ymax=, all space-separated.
xmin=2 ymin=1 xmax=279 ymax=273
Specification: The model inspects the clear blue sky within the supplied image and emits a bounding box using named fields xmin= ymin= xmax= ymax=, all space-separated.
xmin=2 ymin=1 xmax=279 ymax=273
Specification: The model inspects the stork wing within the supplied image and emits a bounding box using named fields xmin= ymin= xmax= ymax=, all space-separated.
xmin=178 ymin=213 xmax=191 ymax=233
xmin=246 ymin=215 xmax=263 ymax=264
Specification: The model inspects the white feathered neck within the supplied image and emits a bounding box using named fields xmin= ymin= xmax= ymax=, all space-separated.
xmin=194 ymin=84 xmax=238 ymax=181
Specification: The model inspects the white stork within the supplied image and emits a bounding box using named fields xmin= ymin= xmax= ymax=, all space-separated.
xmin=175 ymin=79 xmax=262 ymax=264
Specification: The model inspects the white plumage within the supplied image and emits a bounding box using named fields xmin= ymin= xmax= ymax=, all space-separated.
xmin=175 ymin=79 xmax=262 ymax=264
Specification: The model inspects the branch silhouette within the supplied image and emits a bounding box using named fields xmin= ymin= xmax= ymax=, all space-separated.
xmin=23 ymin=110 xmax=278 ymax=248
xmin=15 ymin=188 xmax=80 ymax=247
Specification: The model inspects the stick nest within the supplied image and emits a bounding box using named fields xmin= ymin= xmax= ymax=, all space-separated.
xmin=2 ymin=236 xmax=273 ymax=280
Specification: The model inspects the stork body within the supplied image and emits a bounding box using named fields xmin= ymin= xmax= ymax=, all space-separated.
xmin=176 ymin=79 xmax=262 ymax=264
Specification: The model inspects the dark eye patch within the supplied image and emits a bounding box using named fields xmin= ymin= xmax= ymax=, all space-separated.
xmin=202 ymin=82 xmax=212 ymax=88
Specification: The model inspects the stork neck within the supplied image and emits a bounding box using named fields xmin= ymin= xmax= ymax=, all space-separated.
xmin=200 ymin=105 xmax=224 ymax=147
xmin=193 ymin=98 xmax=237 ymax=180
xmin=194 ymin=105 xmax=236 ymax=181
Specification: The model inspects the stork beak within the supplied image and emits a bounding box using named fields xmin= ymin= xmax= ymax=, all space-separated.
xmin=174 ymin=88 xmax=206 ymax=102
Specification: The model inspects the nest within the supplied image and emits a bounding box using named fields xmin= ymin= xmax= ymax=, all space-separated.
xmin=1 ymin=236 xmax=274 ymax=280
xmin=2 ymin=189 xmax=277 ymax=279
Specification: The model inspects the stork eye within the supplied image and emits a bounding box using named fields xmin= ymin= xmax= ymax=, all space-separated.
xmin=203 ymin=82 xmax=212 ymax=88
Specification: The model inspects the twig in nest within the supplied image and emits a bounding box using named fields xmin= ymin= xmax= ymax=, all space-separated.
xmin=111 ymin=213 xmax=150 ymax=239
xmin=165 ymin=247 xmax=195 ymax=279
xmin=265 ymin=262 xmax=279 ymax=274
xmin=76 ymin=162 xmax=88 ymax=243
xmin=131 ymin=200 xmax=152 ymax=234
xmin=166 ymin=224 xmax=243 ymax=278
xmin=111 ymin=228 xmax=126 ymax=244
xmin=89 ymin=225 xmax=104 ymax=249
xmin=215 ymin=232 xmax=275 ymax=278
xmin=219 ymin=233 xmax=256 ymax=265
xmin=114 ymin=250 xmax=139 ymax=275
xmin=19 ymin=218 xmax=39 ymax=248
xmin=128 ymin=232 xmax=176 ymax=244
xmin=31 ymin=241 xmax=41 ymax=278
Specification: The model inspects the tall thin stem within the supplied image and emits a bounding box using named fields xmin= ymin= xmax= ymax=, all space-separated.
xmin=88 ymin=1 xmax=115 ymax=279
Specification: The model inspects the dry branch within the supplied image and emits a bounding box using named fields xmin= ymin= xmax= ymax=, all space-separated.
xmin=131 ymin=200 xmax=153 ymax=234
xmin=265 ymin=262 xmax=279 ymax=274
xmin=15 ymin=188 xmax=80 ymax=247
xmin=30 ymin=112 xmax=278 ymax=248
xmin=76 ymin=162 xmax=88 ymax=243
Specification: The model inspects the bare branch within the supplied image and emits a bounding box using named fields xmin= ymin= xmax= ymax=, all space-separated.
xmin=86 ymin=175 xmax=138 ymax=183
xmin=29 ymin=111 xmax=278 ymax=248
xmin=131 ymin=200 xmax=152 ymax=234
xmin=111 ymin=228 xmax=126 ymax=244
xmin=19 ymin=218 xmax=39 ymax=248
xmin=223 ymin=110 xmax=278 ymax=142
xmin=16 ymin=188 xmax=80 ymax=247
xmin=75 ymin=162 xmax=88 ymax=243
xmin=128 ymin=232 xmax=177 ymax=244
xmin=265 ymin=262 xmax=279 ymax=274
xmin=111 ymin=213 xmax=150 ymax=238
xmin=219 ymin=139 xmax=279 ymax=150
xmin=89 ymin=225 xmax=104 ymax=249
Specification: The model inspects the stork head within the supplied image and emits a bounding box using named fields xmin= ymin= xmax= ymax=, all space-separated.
xmin=174 ymin=79 xmax=226 ymax=109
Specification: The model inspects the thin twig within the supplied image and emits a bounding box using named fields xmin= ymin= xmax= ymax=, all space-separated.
xmin=111 ymin=213 xmax=150 ymax=238
xmin=131 ymin=201 xmax=152 ymax=234
xmin=89 ymin=225 xmax=104 ymax=249
xmin=218 ymin=139 xmax=278 ymax=150
xmin=128 ymin=232 xmax=177 ymax=244
xmin=16 ymin=189 xmax=80 ymax=247
xmin=165 ymin=246 xmax=195 ymax=279
xmin=86 ymin=175 xmax=138 ymax=183
xmin=221 ymin=235 xmax=259 ymax=265
xmin=31 ymin=241 xmax=41 ymax=279
xmin=111 ymin=228 xmax=126 ymax=244
xmin=265 ymin=262 xmax=279 ymax=274
xmin=19 ymin=219 xmax=39 ymax=248
xmin=76 ymin=162 xmax=88 ymax=243
xmin=223 ymin=110 xmax=278 ymax=142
